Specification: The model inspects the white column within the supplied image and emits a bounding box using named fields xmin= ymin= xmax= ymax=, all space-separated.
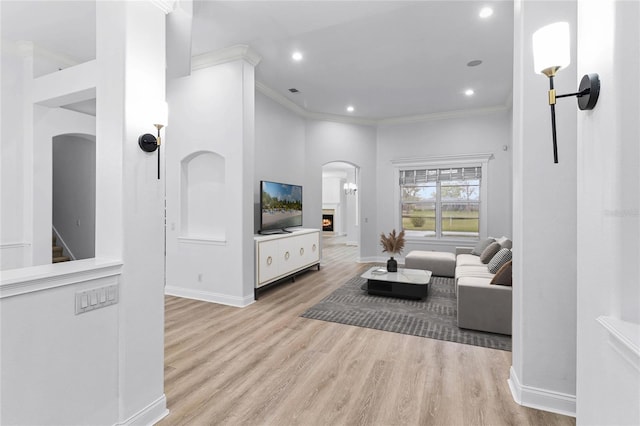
xmin=510 ymin=0 xmax=578 ymax=416
xmin=576 ymin=1 xmax=640 ymax=423
xmin=96 ymin=1 xmax=168 ymax=423
xmin=18 ymin=41 xmax=35 ymax=266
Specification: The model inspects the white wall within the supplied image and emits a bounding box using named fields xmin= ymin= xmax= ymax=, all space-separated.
xmin=376 ymin=109 xmax=513 ymax=256
xmin=52 ymin=133 xmax=96 ymax=260
xmin=0 ymin=42 xmax=28 ymax=269
xmin=1 ymin=262 xmax=121 ymax=426
xmin=344 ymin=166 xmax=359 ymax=244
xmin=1 ymin=2 xmax=168 ymax=425
xmin=255 ymin=92 xmax=306 ymax=231
xmin=576 ymin=1 xmax=640 ymax=423
xmin=510 ymin=0 xmax=578 ymax=416
xmin=166 ymin=57 xmax=256 ymax=307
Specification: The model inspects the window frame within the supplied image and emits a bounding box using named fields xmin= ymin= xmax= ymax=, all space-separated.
xmin=392 ymin=153 xmax=492 ymax=244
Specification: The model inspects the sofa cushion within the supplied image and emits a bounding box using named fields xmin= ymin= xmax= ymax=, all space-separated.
xmin=457 ymin=277 xmax=512 ymax=335
xmin=479 ymin=242 xmax=501 ymax=263
xmin=490 ymin=260 xmax=512 ymax=286
xmin=405 ymin=250 xmax=456 ymax=277
xmin=471 ymin=238 xmax=495 ymax=256
xmin=456 ymin=253 xmax=484 ymax=267
xmin=488 ymin=248 xmax=512 ymax=274
xmin=496 ymin=236 xmax=513 ymax=249
xmin=455 ymin=265 xmax=495 ymax=281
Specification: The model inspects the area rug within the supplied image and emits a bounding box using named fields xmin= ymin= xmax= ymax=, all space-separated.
xmin=301 ymin=272 xmax=511 ymax=351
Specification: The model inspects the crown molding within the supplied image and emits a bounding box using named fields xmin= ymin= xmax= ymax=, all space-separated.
xmin=149 ymin=0 xmax=176 ymax=14
xmin=255 ymin=81 xmax=308 ymax=117
xmin=255 ymin=79 xmax=510 ymax=127
xmin=378 ymin=105 xmax=510 ymax=126
xmin=255 ymin=81 xmax=377 ymax=126
xmin=390 ymin=152 xmax=494 ymax=167
xmin=304 ymin=109 xmax=377 ymax=126
xmin=192 ymin=45 xmax=262 ymax=72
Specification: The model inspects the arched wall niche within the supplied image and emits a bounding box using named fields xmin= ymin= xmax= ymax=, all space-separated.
xmin=180 ymin=150 xmax=226 ymax=240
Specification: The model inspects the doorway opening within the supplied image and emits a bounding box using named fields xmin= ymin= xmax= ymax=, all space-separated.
xmin=321 ymin=161 xmax=360 ymax=259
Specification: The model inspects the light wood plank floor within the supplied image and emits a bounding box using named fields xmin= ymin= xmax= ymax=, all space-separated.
xmin=159 ymin=235 xmax=576 ymax=426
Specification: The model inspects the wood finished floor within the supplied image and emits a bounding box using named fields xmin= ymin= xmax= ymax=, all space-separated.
xmin=159 ymin=235 xmax=576 ymax=426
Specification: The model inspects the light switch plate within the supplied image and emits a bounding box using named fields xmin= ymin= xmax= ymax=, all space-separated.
xmin=75 ymin=285 xmax=118 ymax=315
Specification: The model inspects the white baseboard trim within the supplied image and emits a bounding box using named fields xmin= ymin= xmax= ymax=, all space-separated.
xmin=115 ymin=394 xmax=168 ymax=426
xmin=508 ymin=367 xmax=576 ymax=418
xmin=165 ymin=286 xmax=255 ymax=308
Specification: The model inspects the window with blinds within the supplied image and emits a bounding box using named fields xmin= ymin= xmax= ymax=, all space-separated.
xmin=400 ymin=166 xmax=481 ymax=239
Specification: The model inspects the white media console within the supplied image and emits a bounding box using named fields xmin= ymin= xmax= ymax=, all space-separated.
xmin=254 ymin=228 xmax=321 ymax=299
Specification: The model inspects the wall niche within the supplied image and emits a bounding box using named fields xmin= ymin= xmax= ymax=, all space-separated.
xmin=180 ymin=151 xmax=226 ymax=240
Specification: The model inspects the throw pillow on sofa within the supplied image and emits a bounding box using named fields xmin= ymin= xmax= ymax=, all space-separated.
xmin=479 ymin=242 xmax=501 ymax=263
xmin=496 ymin=236 xmax=513 ymax=249
xmin=488 ymin=248 xmax=512 ymax=274
xmin=490 ymin=260 xmax=512 ymax=286
xmin=471 ymin=238 xmax=495 ymax=256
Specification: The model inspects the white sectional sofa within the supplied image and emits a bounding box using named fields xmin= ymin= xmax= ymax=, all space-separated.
xmin=455 ymin=237 xmax=512 ymax=335
xmin=404 ymin=237 xmax=513 ymax=335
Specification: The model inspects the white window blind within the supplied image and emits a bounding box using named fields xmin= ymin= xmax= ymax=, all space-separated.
xmin=399 ymin=167 xmax=482 ymax=185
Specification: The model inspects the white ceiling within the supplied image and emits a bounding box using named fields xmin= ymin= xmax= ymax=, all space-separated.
xmin=1 ymin=0 xmax=514 ymax=121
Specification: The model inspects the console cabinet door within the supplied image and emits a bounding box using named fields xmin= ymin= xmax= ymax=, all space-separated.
xmin=297 ymin=231 xmax=320 ymax=267
xmin=278 ymin=236 xmax=298 ymax=276
xmin=255 ymin=230 xmax=321 ymax=289
xmin=256 ymin=239 xmax=280 ymax=286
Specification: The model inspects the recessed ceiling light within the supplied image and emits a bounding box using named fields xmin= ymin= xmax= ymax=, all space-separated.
xmin=292 ymin=51 xmax=303 ymax=61
xmin=346 ymin=105 xmax=355 ymax=112
xmin=479 ymin=7 xmax=493 ymax=18
xmin=467 ymin=59 xmax=483 ymax=67
xmin=465 ymin=89 xmax=475 ymax=96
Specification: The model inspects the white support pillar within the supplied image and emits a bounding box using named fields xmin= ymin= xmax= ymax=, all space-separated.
xmin=96 ymin=1 xmax=168 ymax=423
xmin=510 ymin=0 xmax=578 ymax=417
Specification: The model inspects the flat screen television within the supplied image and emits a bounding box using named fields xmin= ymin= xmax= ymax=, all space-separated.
xmin=260 ymin=180 xmax=303 ymax=233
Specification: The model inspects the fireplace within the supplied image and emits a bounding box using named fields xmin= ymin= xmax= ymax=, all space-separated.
xmin=322 ymin=214 xmax=334 ymax=232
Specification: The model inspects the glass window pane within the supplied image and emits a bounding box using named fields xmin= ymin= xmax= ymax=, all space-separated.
xmin=400 ymin=172 xmax=482 ymax=240
xmin=441 ymin=202 xmax=479 ymax=238
xmin=401 ymin=184 xmax=436 ymax=236
xmin=402 ymin=201 xmax=436 ymax=236
xmin=441 ymin=180 xmax=480 ymax=201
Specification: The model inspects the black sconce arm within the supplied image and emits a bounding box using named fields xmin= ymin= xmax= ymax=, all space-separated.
xmin=545 ymin=73 xmax=600 ymax=163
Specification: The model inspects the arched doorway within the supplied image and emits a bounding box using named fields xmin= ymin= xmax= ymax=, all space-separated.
xmin=321 ymin=161 xmax=360 ymax=260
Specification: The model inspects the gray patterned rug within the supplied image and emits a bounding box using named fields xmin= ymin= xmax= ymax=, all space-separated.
xmin=301 ymin=273 xmax=511 ymax=351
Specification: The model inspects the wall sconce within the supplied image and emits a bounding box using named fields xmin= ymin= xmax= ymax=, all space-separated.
xmin=343 ymin=182 xmax=357 ymax=195
xmin=138 ymin=102 xmax=168 ymax=179
xmin=532 ymin=22 xmax=600 ymax=163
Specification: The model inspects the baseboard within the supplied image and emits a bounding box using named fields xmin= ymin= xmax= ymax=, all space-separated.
xmin=357 ymin=256 xmax=405 ymax=265
xmin=165 ymin=286 xmax=255 ymax=308
xmin=115 ymin=394 xmax=168 ymax=426
xmin=508 ymin=367 xmax=576 ymax=418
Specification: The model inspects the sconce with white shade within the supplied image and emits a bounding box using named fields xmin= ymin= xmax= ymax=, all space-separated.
xmin=138 ymin=102 xmax=169 ymax=179
xmin=532 ymin=22 xmax=600 ymax=163
xmin=343 ymin=182 xmax=357 ymax=195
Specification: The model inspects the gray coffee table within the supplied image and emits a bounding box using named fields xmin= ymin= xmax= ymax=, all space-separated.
xmin=361 ymin=266 xmax=432 ymax=299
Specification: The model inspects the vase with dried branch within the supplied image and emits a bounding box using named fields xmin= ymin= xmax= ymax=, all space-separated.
xmin=380 ymin=229 xmax=405 ymax=272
